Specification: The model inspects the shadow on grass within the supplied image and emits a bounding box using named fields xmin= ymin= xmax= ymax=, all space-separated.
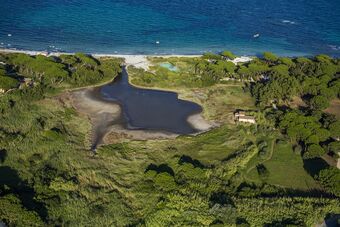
xmin=0 ymin=149 xmax=7 ymax=163
xmin=178 ymin=155 xmax=206 ymax=168
xmin=145 ymin=163 xmax=175 ymax=176
xmin=303 ymin=157 xmax=329 ymax=177
xmin=237 ymin=182 xmax=336 ymax=198
xmin=0 ymin=166 xmax=48 ymax=221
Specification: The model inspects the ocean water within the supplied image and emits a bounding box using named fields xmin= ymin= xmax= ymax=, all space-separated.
xmin=0 ymin=0 xmax=339 ymax=56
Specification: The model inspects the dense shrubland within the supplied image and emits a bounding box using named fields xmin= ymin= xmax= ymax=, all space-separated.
xmin=0 ymin=53 xmax=123 ymax=225
xmin=0 ymin=52 xmax=339 ymax=226
xmin=0 ymin=52 xmax=122 ymax=91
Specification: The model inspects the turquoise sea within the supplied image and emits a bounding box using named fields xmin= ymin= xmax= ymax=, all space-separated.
xmin=0 ymin=0 xmax=339 ymax=56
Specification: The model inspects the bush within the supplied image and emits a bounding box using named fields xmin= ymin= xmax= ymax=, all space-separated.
xmin=328 ymin=141 xmax=340 ymax=153
xmin=258 ymin=147 xmax=268 ymax=159
xmin=0 ymin=76 xmax=18 ymax=90
xmin=303 ymin=144 xmax=326 ymax=159
xmin=316 ymin=167 xmax=340 ymax=196
xmin=221 ymin=51 xmax=236 ymax=60
xmin=263 ymin=52 xmax=278 ymax=62
xmin=0 ymin=194 xmax=44 ymax=226
xmin=256 ymin=164 xmax=269 ymax=179
xmin=154 ymin=172 xmax=177 ymax=191
xmin=309 ymin=96 xmax=330 ymax=110
xmin=329 ymin=121 xmax=340 ymax=140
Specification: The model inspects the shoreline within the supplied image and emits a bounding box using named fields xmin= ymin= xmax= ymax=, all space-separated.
xmin=125 ymin=66 xmax=217 ymax=130
xmin=0 ymin=47 xmax=252 ymax=70
xmin=0 ymin=48 xmax=203 ymax=58
xmin=69 ymin=87 xmax=180 ymax=146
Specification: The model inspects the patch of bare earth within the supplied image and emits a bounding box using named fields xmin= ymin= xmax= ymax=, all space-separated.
xmin=289 ymin=96 xmax=307 ymax=109
xmin=324 ymin=99 xmax=340 ymax=119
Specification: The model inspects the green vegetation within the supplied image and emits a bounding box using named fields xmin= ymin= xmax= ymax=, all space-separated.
xmin=246 ymin=140 xmax=318 ymax=189
xmin=4 ymin=52 xmax=122 ymax=88
xmin=0 ymin=51 xmax=339 ymax=226
xmin=316 ymin=167 xmax=340 ymax=196
xmin=0 ymin=52 xmax=124 ymax=225
xmin=0 ymin=65 xmax=19 ymax=90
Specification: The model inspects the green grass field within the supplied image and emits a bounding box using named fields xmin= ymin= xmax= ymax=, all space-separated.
xmin=245 ymin=140 xmax=319 ymax=190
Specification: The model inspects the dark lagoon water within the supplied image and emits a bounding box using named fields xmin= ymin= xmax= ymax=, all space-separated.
xmin=1 ymin=0 xmax=340 ymax=56
xmin=99 ymin=67 xmax=201 ymax=134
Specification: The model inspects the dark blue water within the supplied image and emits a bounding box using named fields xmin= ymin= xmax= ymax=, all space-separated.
xmin=1 ymin=0 xmax=340 ymax=56
xmin=100 ymin=67 xmax=201 ymax=134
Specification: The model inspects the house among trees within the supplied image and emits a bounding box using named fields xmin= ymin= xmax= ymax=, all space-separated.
xmin=234 ymin=111 xmax=256 ymax=124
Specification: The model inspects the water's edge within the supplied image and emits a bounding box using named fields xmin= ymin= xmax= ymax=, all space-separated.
xmin=70 ymin=67 xmax=213 ymax=150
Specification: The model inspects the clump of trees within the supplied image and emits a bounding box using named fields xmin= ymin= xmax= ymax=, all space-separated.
xmin=0 ymin=65 xmax=19 ymax=91
xmin=277 ymin=111 xmax=331 ymax=158
xmin=316 ymin=167 xmax=340 ymax=196
xmin=190 ymin=51 xmax=339 ymax=104
xmin=256 ymin=164 xmax=269 ymax=180
xmin=0 ymin=194 xmax=44 ymax=226
xmin=250 ymin=54 xmax=339 ymax=108
xmin=2 ymin=52 xmax=122 ymax=88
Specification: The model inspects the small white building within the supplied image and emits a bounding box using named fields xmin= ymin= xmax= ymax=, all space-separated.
xmin=238 ymin=116 xmax=256 ymax=124
xmin=234 ymin=111 xmax=256 ymax=124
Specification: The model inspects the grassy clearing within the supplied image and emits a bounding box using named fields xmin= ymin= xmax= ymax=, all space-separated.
xmin=245 ymin=140 xmax=319 ymax=190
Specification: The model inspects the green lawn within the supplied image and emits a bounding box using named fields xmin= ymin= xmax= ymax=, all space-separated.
xmin=246 ymin=141 xmax=319 ymax=190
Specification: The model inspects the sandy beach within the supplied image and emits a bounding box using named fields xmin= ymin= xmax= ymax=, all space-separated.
xmin=70 ymin=88 xmax=121 ymax=148
xmin=187 ymin=113 xmax=215 ymax=131
xmin=0 ymin=48 xmax=202 ymax=71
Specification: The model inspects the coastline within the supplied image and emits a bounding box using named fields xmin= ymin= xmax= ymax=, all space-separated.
xmin=0 ymin=48 xmax=202 ymax=69
xmin=0 ymin=48 xmax=251 ymax=68
xmin=0 ymin=47 xmax=203 ymax=57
